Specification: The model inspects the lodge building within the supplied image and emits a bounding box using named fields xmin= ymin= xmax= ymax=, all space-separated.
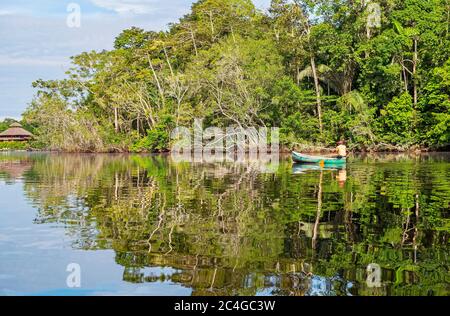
xmin=0 ymin=123 xmax=34 ymax=142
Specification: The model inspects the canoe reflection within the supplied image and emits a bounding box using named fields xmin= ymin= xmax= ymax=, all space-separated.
xmin=292 ymin=164 xmax=346 ymax=174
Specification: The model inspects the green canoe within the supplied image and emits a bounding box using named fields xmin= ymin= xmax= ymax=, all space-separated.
xmin=292 ymin=151 xmax=346 ymax=166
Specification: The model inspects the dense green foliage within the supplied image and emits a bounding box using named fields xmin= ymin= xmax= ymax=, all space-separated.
xmin=23 ymin=0 xmax=450 ymax=152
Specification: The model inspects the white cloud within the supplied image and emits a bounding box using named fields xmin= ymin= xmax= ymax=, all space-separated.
xmin=90 ymin=0 xmax=167 ymax=14
xmin=90 ymin=0 xmax=271 ymax=14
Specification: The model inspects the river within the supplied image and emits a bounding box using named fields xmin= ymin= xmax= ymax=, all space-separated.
xmin=0 ymin=152 xmax=448 ymax=296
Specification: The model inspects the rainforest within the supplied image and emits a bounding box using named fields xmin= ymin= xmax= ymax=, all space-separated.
xmin=1 ymin=0 xmax=449 ymax=152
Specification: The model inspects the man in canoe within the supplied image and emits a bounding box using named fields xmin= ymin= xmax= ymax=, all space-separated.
xmin=291 ymin=140 xmax=347 ymax=164
xmin=335 ymin=140 xmax=347 ymax=159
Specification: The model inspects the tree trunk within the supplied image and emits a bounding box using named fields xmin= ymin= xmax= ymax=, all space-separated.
xmin=189 ymin=25 xmax=198 ymax=56
xmin=137 ymin=114 xmax=140 ymax=135
xmin=310 ymin=56 xmax=323 ymax=135
xmin=114 ymin=106 xmax=119 ymax=133
xmin=365 ymin=27 xmax=371 ymax=59
xmin=209 ymin=11 xmax=215 ymax=41
xmin=230 ymin=25 xmax=236 ymax=44
xmin=413 ymin=38 xmax=418 ymax=109
xmin=402 ymin=64 xmax=408 ymax=91
xmin=147 ymin=54 xmax=165 ymax=107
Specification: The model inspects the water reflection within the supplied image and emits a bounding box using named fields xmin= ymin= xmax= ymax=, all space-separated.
xmin=0 ymin=153 xmax=33 ymax=182
xmin=0 ymin=152 xmax=448 ymax=296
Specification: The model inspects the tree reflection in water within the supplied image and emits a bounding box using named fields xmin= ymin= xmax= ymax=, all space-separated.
xmin=1 ymin=152 xmax=448 ymax=296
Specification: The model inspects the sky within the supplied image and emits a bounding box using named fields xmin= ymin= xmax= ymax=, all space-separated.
xmin=0 ymin=0 xmax=271 ymax=120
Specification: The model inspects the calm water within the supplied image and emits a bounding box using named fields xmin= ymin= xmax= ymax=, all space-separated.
xmin=0 ymin=152 xmax=448 ymax=296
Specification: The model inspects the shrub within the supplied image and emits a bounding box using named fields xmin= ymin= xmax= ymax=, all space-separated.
xmin=0 ymin=141 xmax=29 ymax=150
xmin=131 ymin=115 xmax=175 ymax=152
xmin=378 ymin=92 xmax=415 ymax=146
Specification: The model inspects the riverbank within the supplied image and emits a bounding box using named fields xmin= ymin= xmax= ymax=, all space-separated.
xmin=2 ymin=145 xmax=448 ymax=155
xmin=2 ymin=138 xmax=448 ymax=154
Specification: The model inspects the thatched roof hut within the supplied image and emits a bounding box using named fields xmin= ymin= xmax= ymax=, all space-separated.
xmin=0 ymin=123 xmax=34 ymax=142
